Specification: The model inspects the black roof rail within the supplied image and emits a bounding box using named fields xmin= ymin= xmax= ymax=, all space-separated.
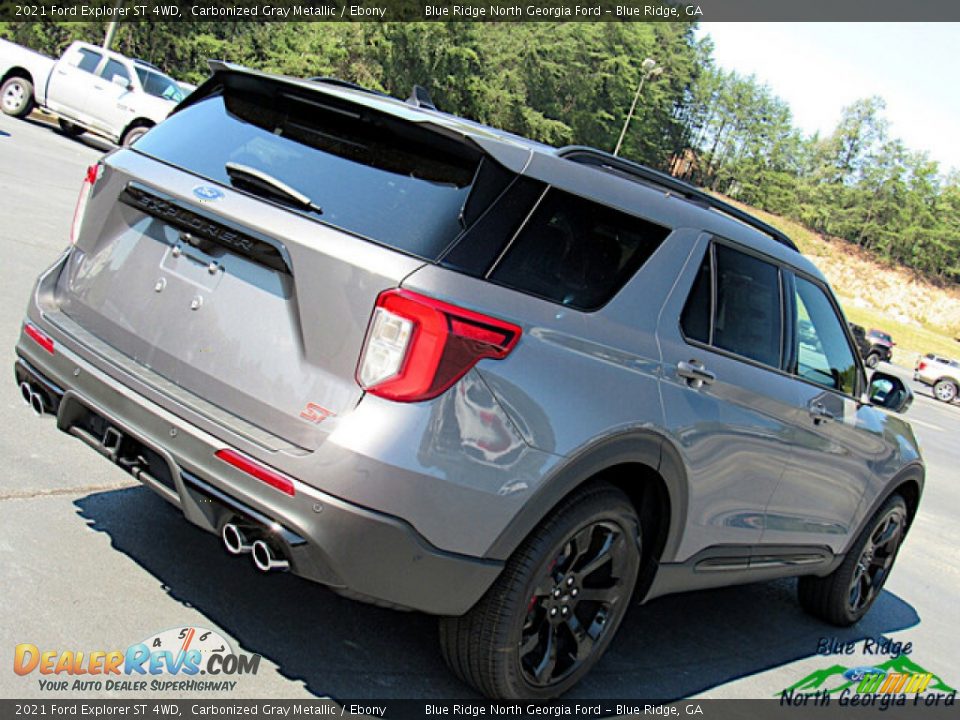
xmin=557 ymin=146 xmax=799 ymax=253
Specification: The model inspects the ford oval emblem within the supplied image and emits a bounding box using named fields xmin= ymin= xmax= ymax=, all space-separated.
xmin=193 ymin=185 xmax=225 ymax=201
xmin=843 ymin=666 xmax=884 ymax=682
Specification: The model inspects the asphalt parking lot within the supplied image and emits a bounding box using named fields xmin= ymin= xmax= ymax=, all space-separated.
xmin=1 ymin=112 xmax=958 ymax=701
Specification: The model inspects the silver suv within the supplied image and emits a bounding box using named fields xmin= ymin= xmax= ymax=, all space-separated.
xmin=14 ymin=64 xmax=924 ymax=699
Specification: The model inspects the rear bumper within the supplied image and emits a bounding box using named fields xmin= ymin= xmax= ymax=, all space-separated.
xmin=13 ymin=337 xmax=503 ymax=616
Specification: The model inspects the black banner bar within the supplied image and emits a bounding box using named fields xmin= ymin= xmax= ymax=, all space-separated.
xmin=2 ymin=0 xmax=960 ymax=22
xmin=0 ymin=699 xmax=958 ymax=720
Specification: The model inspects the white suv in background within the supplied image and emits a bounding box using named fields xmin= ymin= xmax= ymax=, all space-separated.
xmin=915 ymin=353 xmax=960 ymax=403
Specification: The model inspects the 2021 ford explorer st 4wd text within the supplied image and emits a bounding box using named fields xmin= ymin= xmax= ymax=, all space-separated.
xmin=15 ymin=63 xmax=923 ymax=699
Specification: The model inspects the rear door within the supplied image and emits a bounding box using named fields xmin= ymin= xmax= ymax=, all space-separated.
xmin=46 ymin=44 xmax=102 ymax=122
xmin=657 ymin=237 xmax=799 ymax=561
xmin=54 ymin=72 xmax=498 ymax=450
xmin=86 ymin=57 xmax=134 ymax=136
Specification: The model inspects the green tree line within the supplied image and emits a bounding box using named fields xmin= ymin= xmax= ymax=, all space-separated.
xmin=2 ymin=21 xmax=957 ymax=282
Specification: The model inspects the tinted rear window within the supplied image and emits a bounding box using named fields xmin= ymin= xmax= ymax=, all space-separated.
xmin=713 ymin=245 xmax=782 ymax=367
xmin=679 ymin=243 xmax=783 ymax=368
xmin=488 ymin=189 xmax=670 ymax=310
xmin=133 ymin=82 xmax=484 ymax=261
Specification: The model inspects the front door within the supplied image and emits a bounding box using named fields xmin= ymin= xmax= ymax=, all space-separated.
xmin=761 ymin=272 xmax=876 ymax=553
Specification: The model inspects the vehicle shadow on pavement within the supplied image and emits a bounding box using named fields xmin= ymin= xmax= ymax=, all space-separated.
xmin=21 ymin=116 xmax=114 ymax=153
xmin=75 ymin=486 xmax=921 ymax=700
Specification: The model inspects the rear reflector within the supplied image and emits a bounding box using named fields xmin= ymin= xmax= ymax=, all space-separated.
xmin=70 ymin=163 xmax=103 ymax=246
xmin=357 ymin=289 xmax=521 ymax=402
xmin=24 ymin=322 xmax=54 ymax=354
xmin=215 ymin=449 xmax=296 ymax=497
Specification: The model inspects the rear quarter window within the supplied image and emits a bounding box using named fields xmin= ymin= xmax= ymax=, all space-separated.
xmin=487 ymin=189 xmax=670 ymax=311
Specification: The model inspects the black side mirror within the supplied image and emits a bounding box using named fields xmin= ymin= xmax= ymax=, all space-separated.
xmin=866 ymin=372 xmax=913 ymax=414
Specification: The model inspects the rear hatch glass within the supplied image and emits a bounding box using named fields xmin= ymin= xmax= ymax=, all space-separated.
xmin=133 ymin=77 xmax=483 ymax=260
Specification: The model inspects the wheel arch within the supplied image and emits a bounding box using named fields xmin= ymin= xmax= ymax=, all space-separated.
xmin=485 ymin=431 xmax=688 ymax=596
xmin=2 ymin=66 xmax=34 ymax=88
xmin=120 ymin=117 xmax=155 ymax=143
xmin=848 ymin=462 xmax=924 ymax=554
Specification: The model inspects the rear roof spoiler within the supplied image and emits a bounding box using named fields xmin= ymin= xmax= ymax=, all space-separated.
xmin=189 ymin=61 xmax=534 ymax=175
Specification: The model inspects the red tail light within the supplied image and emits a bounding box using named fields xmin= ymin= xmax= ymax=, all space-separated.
xmin=357 ymin=289 xmax=521 ymax=402
xmin=215 ymin=448 xmax=295 ymax=497
xmin=70 ymin=163 xmax=103 ymax=246
xmin=918 ymin=361 xmax=927 ymax=371
xmin=24 ymin=322 xmax=54 ymax=354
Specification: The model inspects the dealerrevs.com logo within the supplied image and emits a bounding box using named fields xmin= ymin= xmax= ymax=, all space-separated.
xmin=13 ymin=626 xmax=260 ymax=693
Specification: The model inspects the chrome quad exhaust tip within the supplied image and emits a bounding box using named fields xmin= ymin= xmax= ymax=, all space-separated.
xmin=20 ymin=381 xmax=46 ymax=416
xmin=251 ymin=539 xmax=290 ymax=573
xmin=221 ymin=522 xmax=255 ymax=556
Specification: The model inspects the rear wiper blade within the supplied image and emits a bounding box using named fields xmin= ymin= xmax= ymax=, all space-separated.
xmin=224 ymin=162 xmax=322 ymax=214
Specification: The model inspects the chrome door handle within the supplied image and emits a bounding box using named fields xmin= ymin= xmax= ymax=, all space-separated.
xmin=809 ymin=401 xmax=835 ymax=424
xmin=677 ymin=360 xmax=716 ymax=388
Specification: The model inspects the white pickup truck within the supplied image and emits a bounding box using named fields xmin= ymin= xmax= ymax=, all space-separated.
xmin=0 ymin=39 xmax=187 ymax=146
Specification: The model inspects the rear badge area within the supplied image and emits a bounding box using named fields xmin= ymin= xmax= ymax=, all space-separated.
xmin=299 ymin=402 xmax=335 ymax=424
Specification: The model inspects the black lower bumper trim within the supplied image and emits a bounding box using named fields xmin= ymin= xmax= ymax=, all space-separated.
xmin=181 ymin=470 xmax=306 ymax=547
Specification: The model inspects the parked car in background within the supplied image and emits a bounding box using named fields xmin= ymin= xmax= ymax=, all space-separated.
xmin=14 ymin=63 xmax=923 ymax=699
xmin=848 ymin=322 xmax=872 ymax=361
xmin=0 ymin=39 xmax=185 ymax=146
xmin=864 ymin=328 xmax=895 ymax=368
xmin=915 ymin=353 xmax=960 ymax=403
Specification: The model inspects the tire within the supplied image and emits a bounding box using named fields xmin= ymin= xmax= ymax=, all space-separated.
xmin=865 ymin=353 xmax=880 ymax=369
xmin=439 ymin=483 xmax=641 ymax=699
xmin=120 ymin=124 xmax=150 ymax=147
xmin=57 ymin=118 xmax=85 ymax=137
xmin=933 ymin=379 xmax=958 ymax=403
xmin=1 ymin=76 xmax=35 ymax=118
xmin=798 ymin=494 xmax=908 ymax=626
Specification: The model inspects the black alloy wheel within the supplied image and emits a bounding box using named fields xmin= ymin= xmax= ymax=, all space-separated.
xmin=439 ymin=483 xmax=641 ymax=699
xmin=847 ymin=503 xmax=907 ymax=614
xmin=798 ymin=494 xmax=909 ymax=626
xmin=519 ymin=520 xmax=633 ymax=687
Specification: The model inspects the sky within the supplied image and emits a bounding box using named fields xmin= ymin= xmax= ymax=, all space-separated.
xmin=696 ymin=23 xmax=960 ymax=175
